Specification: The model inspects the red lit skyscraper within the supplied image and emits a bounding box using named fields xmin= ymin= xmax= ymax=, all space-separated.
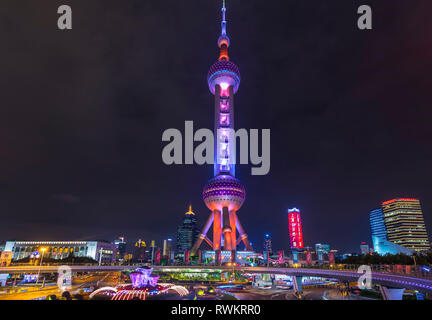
xmin=288 ymin=208 xmax=304 ymax=249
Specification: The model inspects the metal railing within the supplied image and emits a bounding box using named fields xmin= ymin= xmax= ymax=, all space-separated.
xmin=2 ymin=262 xmax=431 ymax=280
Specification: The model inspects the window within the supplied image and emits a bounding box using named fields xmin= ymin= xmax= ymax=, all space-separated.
xmin=220 ymin=113 xmax=229 ymax=126
xmin=220 ymin=99 xmax=229 ymax=111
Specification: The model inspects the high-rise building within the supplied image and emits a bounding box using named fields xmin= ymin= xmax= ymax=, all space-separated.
xmin=372 ymin=235 xmax=414 ymax=256
xmin=382 ymin=198 xmax=430 ymax=252
xmin=176 ymin=205 xmax=199 ymax=254
xmin=288 ymin=208 xmax=304 ymax=249
xmin=360 ymin=242 xmax=369 ymax=255
xmin=191 ymin=1 xmax=253 ymax=255
xmin=163 ymin=238 xmax=173 ymax=257
xmin=133 ymin=239 xmax=148 ymax=263
xmin=263 ymin=234 xmax=272 ymax=255
xmin=370 ymin=208 xmax=387 ymax=241
xmin=113 ymin=236 xmax=127 ymax=261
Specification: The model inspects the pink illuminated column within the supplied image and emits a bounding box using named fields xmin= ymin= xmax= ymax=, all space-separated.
xmin=214 ymin=84 xmax=235 ymax=177
xmin=288 ymin=208 xmax=304 ymax=249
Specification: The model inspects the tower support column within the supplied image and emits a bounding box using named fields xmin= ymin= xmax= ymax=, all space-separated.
xmin=229 ymin=210 xmax=237 ymax=250
xmin=191 ymin=212 xmax=214 ymax=255
xmin=236 ymin=217 xmax=253 ymax=251
xmin=213 ymin=210 xmax=222 ymax=250
xmin=222 ymin=207 xmax=233 ymax=251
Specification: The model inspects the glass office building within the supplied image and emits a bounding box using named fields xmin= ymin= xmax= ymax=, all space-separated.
xmin=382 ymin=198 xmax=430 ymax=252
xmin=370 ymin=208 xmax=387 ymax=241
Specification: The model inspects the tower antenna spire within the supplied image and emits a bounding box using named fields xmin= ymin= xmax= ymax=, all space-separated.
xmin=218 ymin=0 xmax=230 ymax=60
xmin=221 ymin=0 xmax=227 ymax=36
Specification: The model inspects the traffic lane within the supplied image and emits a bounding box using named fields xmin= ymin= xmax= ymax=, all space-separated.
xmin=0 ymin=272 xmax=111 ymax=300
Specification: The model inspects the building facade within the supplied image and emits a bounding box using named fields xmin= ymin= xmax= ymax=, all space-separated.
xmin=3 ymin=241 xmax=116 ymax=263
xmin=288 ymin=208 xmax=304 ymax=249
xmin=176 ymin=205 xmax=199 ymax=254
xmin=133 ymin=239 xmax=149 ymax=263
xmin=113 ymin=236 xmax=127 ymax=261
xmin=162 ymin=239 xmax=173 ymax=257
xmin=263 ymin=234 xmax=273 ymax=255
xmin=382 ymin=198 xmax=430 ymax=252
xmin=372 ymin=235 xmax=414 ymax=256
xmin=360 ymin=242 xmax=369 ymax=255
xmin=370 ymin=208 xmax=387 ymax=241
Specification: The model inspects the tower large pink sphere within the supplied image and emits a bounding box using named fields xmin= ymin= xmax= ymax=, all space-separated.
xmin=202 ymin=175 xmax=246 ymax=211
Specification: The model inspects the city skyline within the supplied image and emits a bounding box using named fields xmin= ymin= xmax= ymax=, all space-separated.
xmin=3 ymin=196 xmax=430 ymax=255
xmin=1 ymin=1 xmax=432 ymax=254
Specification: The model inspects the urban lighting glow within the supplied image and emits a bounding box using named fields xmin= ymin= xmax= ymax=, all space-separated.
xmin=382 ymin=198 xmax=418 ymax=205
xmin=288 ymin=207 xmax=304 ymax=249
xmin=381 ymin=198 xmax=430 ymax=252
xmin=130 ymin=267 xmax=159 ymax=288
xmin=220 ymin=82 xmax=229 ymax=90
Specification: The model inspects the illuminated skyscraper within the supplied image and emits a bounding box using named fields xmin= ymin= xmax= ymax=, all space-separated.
xmin=288 ymin=208 xmax=304 ymax=249
xmin=133 ymin=239 xmax=148 ymax=263
xmin=113 ymin=236 xmax=127 ymax=261
xmin=263 ymin=234 xmax=273 ymax=255
xmin=191 ymin=1 xmax=252 ymax=254
xmin=382 ymin=198 xmax=430 ymax=252
xmin=176 ymin=205 xmax=199 ymax=254
xmin=370 ymin=208 xmax=387 ymax=241
xmin=360 ymin=242 xmax=369 ymax=255
xmin=162 ymin=239 xmax=172 ymax=256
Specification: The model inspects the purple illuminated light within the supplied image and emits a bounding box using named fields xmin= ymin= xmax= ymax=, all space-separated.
xmin=129 ymin=267 xmax=159 ymax=288
xmin=220 ymin=114 xmax=229 ymax=126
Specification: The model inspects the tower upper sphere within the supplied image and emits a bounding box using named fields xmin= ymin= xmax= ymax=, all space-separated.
xmin=207 ymin=60 xmax=240 ymax=94
xmin=207 ymin=0 xmax=240 ymax=94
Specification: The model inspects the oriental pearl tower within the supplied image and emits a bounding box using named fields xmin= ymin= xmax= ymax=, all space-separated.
xmin=191 ymin=1 xmax=253 ymax=256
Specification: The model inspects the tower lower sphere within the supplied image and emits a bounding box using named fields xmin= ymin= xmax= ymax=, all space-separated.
xmin=191 ymin=174 xmax=252 ymax=254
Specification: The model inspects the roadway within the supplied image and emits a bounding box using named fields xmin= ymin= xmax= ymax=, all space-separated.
xmin=2 ymin=265 xmax=432 ymax=293
xmin=0 ymin=272 xmax=120 ymax=300
xmin=218 ymin=286 xmax=357 ymax=300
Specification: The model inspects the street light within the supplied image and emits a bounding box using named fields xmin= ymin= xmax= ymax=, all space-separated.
xmin=35 ymin=248 xmax=47 ymax=286
xmin=227 ymin=262 xmax=235 ymax=281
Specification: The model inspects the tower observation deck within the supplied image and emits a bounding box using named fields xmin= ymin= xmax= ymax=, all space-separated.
xmin=191 ymin=1 xmax=253 ymax=255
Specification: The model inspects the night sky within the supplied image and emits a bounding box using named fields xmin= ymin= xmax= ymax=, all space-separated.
xmin=1 ymin=0 xmax=432 ymax=253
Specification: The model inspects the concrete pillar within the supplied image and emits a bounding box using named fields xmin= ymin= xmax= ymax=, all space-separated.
xmin=213 ymin=210 xmax=222 ymax=250
xmin=216 ymin=250 xmax=221 ymax=265
xmin=191 ymin=212 xmax=214 ymax=255
xmin=236 ymin=217 xmax=253 ymax=251
xmin=222 ymin=207 xmax=232 ymax=251
xmin=229 ymin=210 xmax=237 ymax=250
